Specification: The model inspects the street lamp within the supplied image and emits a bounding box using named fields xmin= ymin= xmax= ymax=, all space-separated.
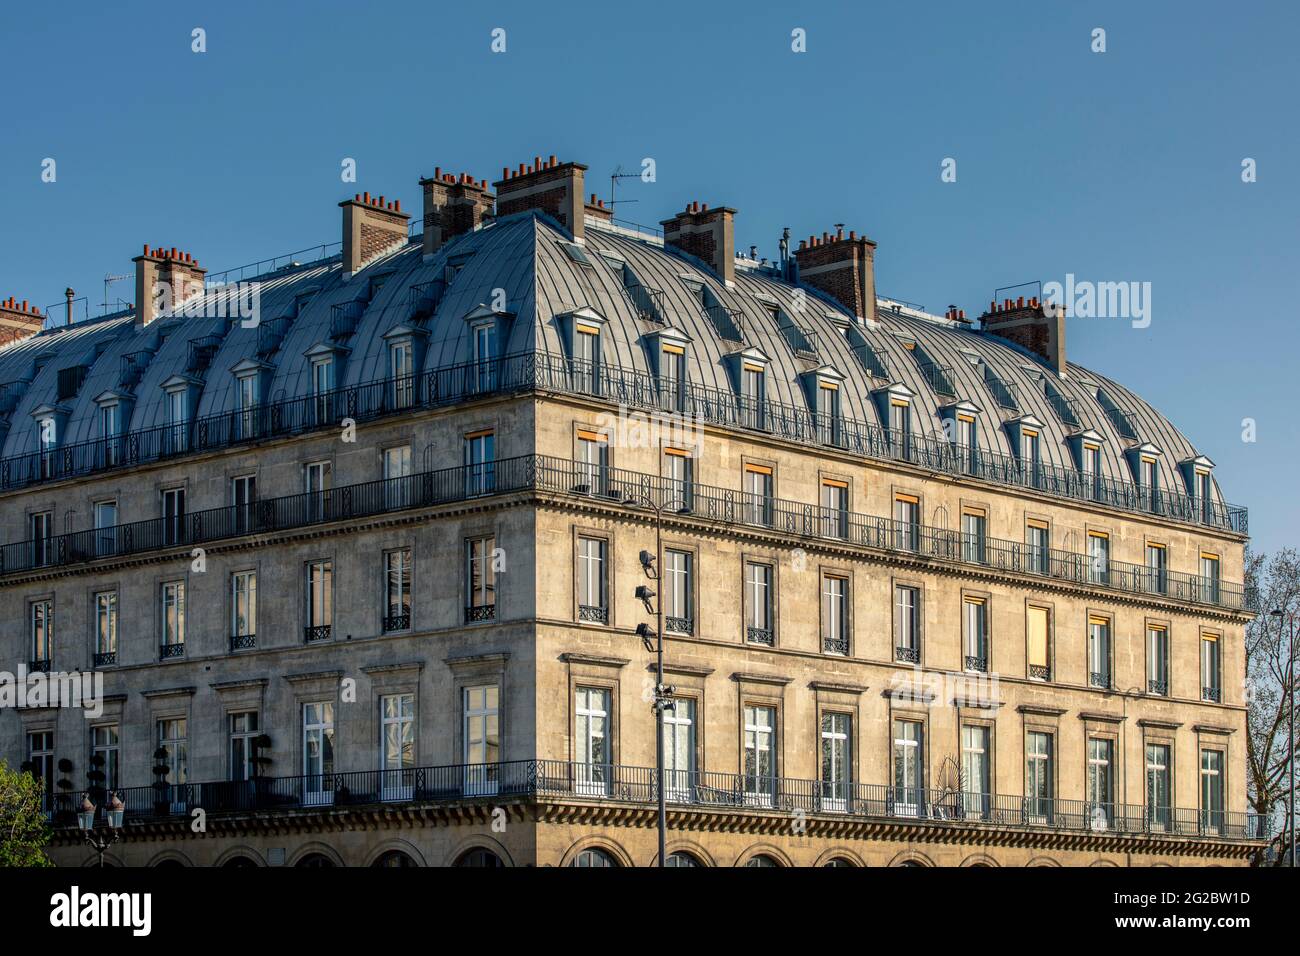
xmin=623 ymin=491 xmax=690 ymax=868
xmin=78 ymin=792 xmax=124 ymax=867
xmin=1270 ymin=608 xmax=1296 ymax=866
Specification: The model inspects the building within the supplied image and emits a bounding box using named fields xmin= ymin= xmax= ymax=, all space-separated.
xmin=0 ymin=155 xmax=1263 ymax=867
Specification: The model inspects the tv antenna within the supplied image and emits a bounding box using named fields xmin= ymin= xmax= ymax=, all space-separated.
xmin=609 ymin=165 xmax=642 ymax=217
xmin=103 ymin=272 xmax=132 ymax=315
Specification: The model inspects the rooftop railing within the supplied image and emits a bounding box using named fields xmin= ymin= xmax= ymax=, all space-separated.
xmin=0 ymin=451 xmax=1253 ymax=612
xmin=41 ymin=759 xmax=1266 ymax=843
xmin=0 ymin=351 xmax=1249 ymax=534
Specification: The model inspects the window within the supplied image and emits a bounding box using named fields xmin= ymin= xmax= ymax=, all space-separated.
xmin=1026 ymin=519 xmax=1050 ymax=574
xmin=1199 ymin=552 xmax=1221 ymax=604
xmin=961 ymin=725 xmax=990 ymax=818
xmin=1088 ymin=616 xmax=1111 ymax=688
xmin=744 ymin=561 xmax=774 ymax=645
xmin=100 ymin=403 xmax=122 ymax=465
xmin=28 ymin=600 xmax=53 ymax=668
xmin=664 ymin=697 xmax=696 ymax=801
xmin=472 ymin=323 xmax=496 ymax=392
xmin=160 ymin=582 xmax=185 ymax=657
xmin=28 ymin=731 xmax=54 ymax=801
xmin=888 ymin=400 xmax=910 ymax=452
xmin=302 ymin=702 xmax=335 ymax=805
xmin=1087 ymin=531 xmax=1110 ymax=585
xmin=576 ymin=429 xmax=609 ymax=495
xmin=1027 ymin=605 xmax=1050 ymax=680
xmin=165 ymin=389 xmax=188 ymax=452
xmin=663 ymin=448 xmax=693 ymax=511
xmin=1195 ymin=470 xmax=1214 ymax=523
xmin=31 ymin=511 xmax=52 ymax=567
xmin=743 ymin=463 xmax=773 ymax=527
xmin=893 ymin=720 xmax=923 ymax=816
xmin=389 ymin=340 xmax=414 ymax=408
xmin=893 ymin=494 xmax=920 ymax=551
xmin=232 ymin=474 xmax=256 ymax=534
xmin=304 ymin=461 xmax=332 ymax=521
xmin=1146 ymin=743 xmax=1172 ymax=830
xmin=463 ymin=685 xmax=500 ymax=795
xmin=380 ymin=694 xmax=416 ymax=800
xmin=660 ymin=344 xmax=686 ymax=412
xmin=894 ymin=585 xmax=921 ymax=663
xmin=1026 ymin=731 xmax=1053 ymax=821
xmin=664 ymin=548 xmax=693 ymax=634
xmin=1082 ymin=443 xmax=1102 ymax=494
xmin=383 ymin=445 xmax=412 ymax=509
xmin=236 ymin=373 xmax=259 ymax=438
xmin=1201 ymin=632 xmax=1222 ymax=702
xmin=961 ymin=509 xmax=986 ymax=563
xmin=577 ymin=536 xmax=607 ymax=623
xmin=231 ymin=571 xmax=257 ymax=649
xmin=817 ymin=382 xmax=842 ymax=445
xmin=820 ymin=713 xmax=852 ymax=812
xmin=94 ymin=500 xmax=118 ymax=557
xmin=310 ymin=356 xmax=333 ymax=421
xmin=94 ymin=591 xmax=118 ymax=666
xmin=1139 ymin=456 xmax=1158 ymax=508
xmin=305 ymin=561 xmax=332 ymax=640
xmin=821 ymin=573 xmax=849 ymax=655
xmin=955 ymin=414 xmax=978 ymax=473
xmin=161 ymin=487 xmax=185 ymax=546
xmin=743 ymin=705 xmax=776 ymax=806
xmin=820 ymin=479 xmax=848 ymax=539
xmin=464 ymin=430 xmax=495 ymax=496
xmin=158 ymin=717 xmax=188 ymax=788
xmin=1147 ymin=625 xmax=1169 ymax=695
xmin=573 ymin=322 xmax=601 ymax=393
xmin=91 ymin=725 xmax=119 ymax=791
xmin=1088 ymin=738 xmax=1115 ymax=827
xmin=571 ymin=849 xmax=619 ymax=868
xmin=963 ymin=597 xmax=988 ymax=673
xmin=466 ymin=536 xmax=497 ymax=622
xmin=1145 ymin=543 xmax=1167 ymax=595
xmin=229 ymin=711 xmax=259 ymax=782
xmin=741 ymin=362 xmax=765 ymax=429
xmin=1021 ymin=428 xmax=1041 ymax=484
xmin=384 ymin=549 xmax=412 ymax=631
xmin=575 ymin=687 xmax=611 ymax=796
xmin=1200 ymin=749 xmax=1224 ymax=832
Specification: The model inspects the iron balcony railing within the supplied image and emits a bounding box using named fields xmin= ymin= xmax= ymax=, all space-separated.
xmin=624 ymin=282 xmax=665 ymax=324
xmin=916 ymin=359 xmax=956 ymax=398
xmin=703 ymin=304 xmax=744 ymax=342
xmin=41 ymin=759 xmax=1266 ymax=843
xmin=0 ymin=454 xmax=1254 ymax=613
xmin=0 ymin=351 xmax=1249 ymax=534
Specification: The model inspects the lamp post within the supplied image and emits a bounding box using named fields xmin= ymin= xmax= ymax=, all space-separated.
xmin=1270 ymin=608 xmax=1296 ymax=866
xmin=78 ymin=792 xmax=125 ymax=868
xmin=623 ymin=490 xmax=689 ymax=868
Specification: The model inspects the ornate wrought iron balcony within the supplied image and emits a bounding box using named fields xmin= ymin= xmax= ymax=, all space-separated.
xmin=665 ymin=615 xmax=693 ymax=635
xmin=1028 ymin=664 xmax=1050 ymax=681
xmin=231 ymin=633 xmax=256 ymax=651
xmin=93 ymin=651 xmax=117 ymax=667
xmin=465 ymin=604 xmax=496 ymax=624
xmin=895 ymin=645 xmax=920 ymax=664
xmin=578 ymin=605 xmax=608 ymax=624
xmin=158 ymin=643 xmax=185 ymax=661
xmin=304 ymin=625 xmax=332 ymax=643
xmin=383 ymin=613 xmax=411 ymax=632
xmin=746 ymin=626 xmax=774 ymax=646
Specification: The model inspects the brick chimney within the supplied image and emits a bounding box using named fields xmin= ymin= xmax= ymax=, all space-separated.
xmin=339 ymin=192 xmax=411 ymax=279
xmin=980 ymin=295 xmax=1066 ymax=372
xmin=0 ymin=296 xmax=44 ymax=347
xmin=793 ymin=228 xmax=877 ymax=324
xmin=661 ymin=201 xmax=737 ymax=286
xmin=493 ymin=155 xmax=588 ymax=242
xmin=133 ymin=246 xmax=207 ymax=327
xmin=419 ymin=168 xmax=494 ymax=258
xmin=584 ymin=193 xmax=612 ymax=225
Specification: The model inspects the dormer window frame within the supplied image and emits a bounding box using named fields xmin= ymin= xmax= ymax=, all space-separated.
xmin=304 ymin=342 xmax=350 ymax=424
xmin=872 ymin=383 xmax=916 ymax=456
xmin=722 ymin=347 xmax=771 ymax=432
xmin=1004 ymin=414 xmax=1047 ymax=487
xmin=939 ymin=400 xmax=982 ymax=475
xmin=229 ymin=358 xmax=272 ymax=441
xmin=1178 ymin=455 xmax=1217 ymax=525
xmin=1124 ymin=442 xmax=1164 ymax=511
xmin=30 ymin=403 xmax=70 ymax=477
xmin=463 ymin=303 xmax=516 ymax=394
xmin=159 ymin=375 xmax=201 ymax=455
xmin=558 ymin=307 xmax=607 ymax=396
xmin=645 ymin=326 xmax=692 ymax=413
xmin=382 ymin=324 xmax=429 ymax=409
xmin=800 ymin=365 xmax=846 ymax=447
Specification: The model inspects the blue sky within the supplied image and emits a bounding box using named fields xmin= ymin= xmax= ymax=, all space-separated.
xmin=2 ymin=0 xmax=1296 ymax=554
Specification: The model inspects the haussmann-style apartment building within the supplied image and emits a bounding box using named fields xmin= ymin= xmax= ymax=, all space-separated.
xmin=0 ymin=155 xmax=1264 ymax=867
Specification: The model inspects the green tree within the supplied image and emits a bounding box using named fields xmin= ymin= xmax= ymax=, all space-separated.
xmin=0 ymin=760 xmax=52 ymax=867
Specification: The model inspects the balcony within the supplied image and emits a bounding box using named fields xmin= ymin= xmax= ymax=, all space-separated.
xmin=823 ymin=636 xmax=849 ymax=656
xmin=1148 ymin=678 xmax=1168 ymax=696
xmin=231 ymin=633 xmax=256 ymax=651
xmin=29 ymin=658 xmax=51 ymax=674
xmin=895 ymin=645 xmax=920 ymax=664
xmin=1090 ymin=671 xmax=1111 ymax=689
xmin=1202 ymin=686 xmax=1222 ymax=703
xmin=465 ymin=604 xmax=495 ymax=624
xmin=93 ymin=651 xmax=117 ymax=667
xmin=304 ymin=625 xmax=332 ymax=643
xmin=1028 ymin=664 xmax=1050 ymax=681
xmin=158 ymin=643 xmax=185 ymax=661
xmin=746 ymin=626 xmax=774 ymax=646
xmin=578 ymin=605 xmax=608 ymax=624
xmin=383 ymin=613 xmax=411 ymax=632
xmin=624 ymin=282 xmax=665 ymax=324
xmin=665 ymin=615 xmax=693 ymax=635
xmin=44 ymin=759 xmax=1266 ymax=844
xmin=964 ymin=655 xmax=988 ymax=674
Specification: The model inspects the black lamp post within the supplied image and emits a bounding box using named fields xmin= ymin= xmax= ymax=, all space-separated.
xmin=78 ymin=792 xmax=124 ymax=868
xmin=623 ymin=490 xmax=690 ymax=868
xmin=1269 ymin=608 xmax=1296 ymax=866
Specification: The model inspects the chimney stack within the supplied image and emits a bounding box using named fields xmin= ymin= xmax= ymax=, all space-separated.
xmin=339 ymin=192 xmax=411 ymax=279
xmin=980 ymin=296 xmax=1066 ymax=371
xmin=0 ymin=296 xmax=44 ymax=347
xmin=492 ymin=156 xmax=588 ymax=242
xmin=419 ymin=167 xmax=495 ymax=258
xmin=133 ymin=246 xmax=207 ymax=327
xmin=661 ymin=201 xmax=738 ymax=286
xmin=584 ymin=192 xmax=613 ymax=224
xmin=792 ymin=227 xmax=877 ymax=323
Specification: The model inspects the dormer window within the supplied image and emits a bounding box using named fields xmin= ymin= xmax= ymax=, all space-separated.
xmin=889 ymin=399 xmax=910 ymax=449
xmin=574 ymin=320 xmax=601 ymax=393
xmin=661 ymin=342 xmax=686 ymax=411
xmin=166 ymin=388 xmax=189 ymax=452
xmin=237 ymin=372 xmax=259 ymax=436
xmin=472 ymin=321 xmax=496 ymax=391
xmin=939 ymin=401 xmax=982 ymax=475
xmin=817 ymin=381 xmax=841 ymax=445
xmin=100 ymin=403 xmax=121 ymax=439
xmin=1005 ymin=415 xmax=1046 ymax=488
xmin=741 ymin=361 xmax=766 ymax=430
xmin=389 ymin=339 xmax=414 ymax=408
xmin=1124 ymin=443 xmax=1163 ymax=512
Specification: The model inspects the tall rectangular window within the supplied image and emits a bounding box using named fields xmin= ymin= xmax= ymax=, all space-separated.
xmin=894 ymin=585 xmax=920 ymax=663
xmin=893 ymin=719 xmax=923 ymax=816
xmin=310 ymin=357 xmax=333 ymax=421
xmin=31 ymin=511 xmax=52 ymax=567
xmin=1026 ymin=731 xmax=1053 ymax=821
xmin=893 ymin=494 xmax=920 ymax=552
xmin=1201 ymin=633 xmax=1222 ymax=702
xmin=389 ymin=340 xmax=414 ymax=408
xmin=302 ymin=702 xmax=335 ymax=804
xmin=576 ymin=430 xmax=609 ymax=495
xmin=94 ymin=591 xmax=118 ymax=665
xmin=161 ymin=487 xmax=186 ymax=546
xmin=663 ymin=447 xmax=694 ymax=510
xmin=956 ymin=414 xmax=977 ymax=473
xmin=1026 ymin=519 xmax=1050 ymax=575
xmin=1200 ymin=749 xmax=1224 ymax=832
xmin=384 ymin=549 xmax=412 ymax=631
xmin=1027 ymin=605 xmax=1050 ymax=680
xmin=577 ymin=536 xmax=607 ymax=623
xmin=1147 ymin=625 xmax=1169 ymax=695
xmin=1195 ymin=470 xmax=1213 ymax=523
xmin=1146 ymin=743 xmax=1172 ymax=830
xmin=30 ymin=600 xmax=53 ymax=666
xmin=664 ymin=548 xmax=693 ymax=635
xmin=817 ymin=382 xmax=842 ymax=445
xmin=160 ymin=582 xmax=185 ymax=656
xmin=1087 ymin=531 xmax=1110 ymax=585
xmin=961 ymin=509 xmax=987 ymax=563
xmin=1083 ymin=443 xmax=1102 ymax=496
xmin=1088 ymin=737 xmax=1114 ymax=827
xmin=466 ymin=536 xmax=497 ymax=622
xmin=91 ymin=724 xmax=120 ymax=791
xmin=743 ymin=464 xmax=773 ymax=527
xmin=575 ymin=686 xmax=611 ymax=796
xmin=1145 ymin=543 xmax=1167 ymax=595
xmin=463 ymin=685 xmax=500 ymax=795
xmin=464 ymin=430 xmax=495 ymax=496
xmin=743 ymin=705 xmax=776 ymax=806
xmin=304 ymin=460 xmax=332 ymax=521
xmin=963 ymin=597 xmax=988 ymax=673
xmin=889 ymin=400 xmax=910 ymax=453
xmin=821 ymin=573 xmax=848 ymax=656
xmin=820 ymin=479 xmax=848 ymax=539
xmin=820 ymin=713 xmax=852 ymax=812
xmin=27 ymin=731 xmax=54 ymax=801
xmin=231 ymin=570 xmax=257 ymax=649
xmin=1021 ymin=429 xmax=1041 ymax=483
xmin=229 ymin=711 xmax=259 ymax=782
xmin=1200 ymin=552 xmax=1221 ymax=604
xmin=472 ymin=323 xmax=496 ymax=392
xmin=236 ymin=374 xmax=259 ymax=438
xmin=305 ymin=560 xmax=332 ymax=641
xmin=100 ymin=403 xmax=122 ymax=465
xmin=661 ymin=344 xmax=686 ymax=412
xmin=741 ymin=363 xmax=765 ymax=429
xmin=232 ymin=474 xmax=257 ymax=534
xmin=158 ymin=718 xmax=188 ymax=787
xmin=961 ymin=725 xmax=990 ymax=818
xmin=1088 ymin=616 xmax=1111 ymax=688
xmin=664 ymin=697 xmax=696 ymax=801
xmin=94 ymin=500 xmax=118 ymax=557
xmin=380 ymin=693 xmax=416 ymax=799
xmin=383 ymin=444 xmax=412 ymax=509
xmin=744 ymin=561 xmax=774 ymax=645
xmin=166 ymin=389 xmax=188 ymax=452
xmin=1139 ymin=456 xmax=1158 ymax=508
xmin=573 ymin=323 xmax=601 ymax=394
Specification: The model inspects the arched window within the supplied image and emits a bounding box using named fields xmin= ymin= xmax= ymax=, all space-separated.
xmin=571 ymin=848 xmax=619 ymax=868
xmin=822 ymin=858 xmax=855 ymax=868
xmin=295 ymin=853 xmax=336 ymax=868
xmin=372 ymin=851 xmax=418 ymax=868
xmin=454 ymin=848 xmax=504 ymax=868
xmin=665 ymin=852 xmax=702 ymax=868
xmin=222 ymin=856 xmax=257 ymax=868
xmin=744 ymin=854 xmax=780 ymax=868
